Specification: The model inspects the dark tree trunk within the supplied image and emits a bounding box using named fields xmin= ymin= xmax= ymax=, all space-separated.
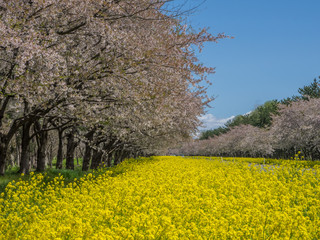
xmin=103 ymin=139 xmax=117 ymax=167
xmin=0 ymin=96 xmax=20 ymax=175
xmin=48 ymin=136 xmax=53 ymax=168
xmin=121 ymin=150 xmax=129 ymax=162
xmin=56 ymin=129 xmax=64 ymax=169
xmin=15 ymin=132 xmax=21 ymax=167
xmin=66 ymin=129 xmax=77 ymax=170
xmin=124 ymin=152 xmax=128 ymax=162
xmin=90 ymin=148 xmax=103 ymax=169
xmin=36 ymin=132 xmax=48 ymax=172
xmin=0 ymin=140 xmax=8 ymax=175
xmin=106 ymin=153 xmax=112 ymax=167
xmin=101 ymin=152 xmax=107 ymax=167
xmin=19 ymin=120 xmax=32 ymax=174
xmin=133 ymin=152 xmax=138 ymax=159
xmin=35 ymin=120 xmax=49 ymax=172
xmin=82 ymin=130 xmax=95 ymax=171
xmin=82 ymin=143 xmax=92 ymax=171
xmin=113 ymin=151 xmax=119 ymax=166
xmin=0 ymin=126 xmax=21 ymax=175
xmin=114 ymin=148 xmax=124 ymax=166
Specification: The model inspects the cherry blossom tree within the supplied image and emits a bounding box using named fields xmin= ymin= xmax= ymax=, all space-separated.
xmin=271 ymin=98 xmax=320 ymax=159
xmin=0 ymin=0 xmax=226 ymax=174
xmin=174 ymin=124 xmax=273 ymax=158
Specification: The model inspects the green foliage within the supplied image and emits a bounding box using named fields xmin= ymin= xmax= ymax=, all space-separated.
xmin=248 ymin=100 xmax=279 ymax=128
xmin=199 ymin=127 xmax=228 ymax=140
xmin=226 ymin=100 xmax=279 ymax=129
xmin=199 ymin=100 xmax=279 ymax=140
xmin=51 ymin=157 xmax=83 ymax=169
xmin=225 ymin=114 xmax=251 ymax=128
xmin=280 ymin=96 xmax=299 ymax=105
xmin=298 ymin=77 xmax=320 ymax=99
xmin=1 ymin=158 xmax=88 ymax=193
xmin=280 ymin=77 xmax=320 ymax=105
xmin=226 ymin=77 xmax=320 ymax=131
xmin=0 ymin=167 xmax=89 ymax=193
xmin=44 ymin=168 xmax=88 ymax=183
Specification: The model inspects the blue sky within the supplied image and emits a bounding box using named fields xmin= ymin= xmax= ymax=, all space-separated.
xmin=174 ymin=0 xmax=320 ymax=130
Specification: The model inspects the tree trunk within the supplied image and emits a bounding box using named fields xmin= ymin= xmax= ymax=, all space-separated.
xmin=35 ymin=121 xmax=49 ymax=172
xmin=82 ymin=142 xmax=92 ymax=171
xmin=106 ymin=153 xmax=112 ymax=167
xmin=90 ymin=148 xmax=103 ymax=169
xmin=30 ymin=137 xmax=37 ymax=169
xmin=101 ymin=152 xmax=107 ymax=167
xmin=19 ymin=121 xmax=32 ymax=174
xmin=56 ymin=129 xmax=64 ymax=169
xmin=113 ymin=151 xmax=119 ymax=166
xmin=15 ymin=132 xmax=21 ymax=167
xmin=36 ymin=133 xmax=48 ymax=172
xmin=0 ymin=126 xmax=22 ymax=175
xmin=66 ymin=129 xmax=77 ymax=170
xmin=114 ymin=148 xmax=124 ymax=166
xmin=0 ymin=97 xmax=10 ymax=174
xmin=0 ymin=140 xmax=8 ymax=175
xmin=0 ymin=96 xmax=17 ymax=174
xmin=8 ymin=144 xmax=15 ymax=167
xmin=48 ymin=136 xmax=53 ymax=168
xmin=103 ymin=139 xmax=117 ymax=167
xmin=82 ymin=130 xmax=95 ymax=171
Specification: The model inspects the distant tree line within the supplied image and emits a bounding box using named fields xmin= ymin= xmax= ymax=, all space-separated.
xmin=198 ymin=100 xmax=279 ymax=141
xmin=172 ymin=77 xmax=320 ymax=160
xmin=199 ymin=77 xmax=320 ymax=141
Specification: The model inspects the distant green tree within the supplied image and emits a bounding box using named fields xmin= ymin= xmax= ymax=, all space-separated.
xmin=199 ymin=77 xmax=320 ymax=140
xmin=280 ymin=96 xmax=299 ymax=105
xmin=280 ymin=77 xmax=320 ymax=105
xmin=248 ymin=100 xmax=279 ymax=128
xmin=225 ymin=114 xmax=251 ymax=128
xmin=224 ymin=100 xmax=278 ymax=129
xmin=298 ymin=77 xmax=320 ymax=99
xmin=199 ymin=127 xmax=228 ymax=140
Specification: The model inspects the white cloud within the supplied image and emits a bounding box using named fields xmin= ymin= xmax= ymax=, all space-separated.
xmin=198 ymin=114 xmax=235 ymax=130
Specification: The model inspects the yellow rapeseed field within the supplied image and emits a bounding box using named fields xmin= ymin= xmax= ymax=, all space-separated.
xmin=0 ymin=156 xmax=320 ymax=239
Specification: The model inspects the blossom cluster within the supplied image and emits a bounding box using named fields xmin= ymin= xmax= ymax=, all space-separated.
xmin=0 ymin=156 xmax=319 ymax=239
xmin=0 ymin=0 xmax=226 ymax=175
xmin=175 ymin=98 xmax=320 ymax=160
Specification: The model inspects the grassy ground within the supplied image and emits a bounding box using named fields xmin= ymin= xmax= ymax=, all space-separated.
xmin=0 ymin=157 xmax=140 ymax=193
xmin=0 ymin=158 xmax=90 ymax=193
xmin=0 ymin=167 xmax=89 ymax=193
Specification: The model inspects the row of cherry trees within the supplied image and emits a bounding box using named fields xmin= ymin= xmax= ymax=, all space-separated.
xmin=172 ymin=98 xmax=320 ymax=160
xmin=0 ymin=0 xmax=226 ymax=175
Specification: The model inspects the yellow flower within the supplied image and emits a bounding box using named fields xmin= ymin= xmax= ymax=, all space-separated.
xmin=0 ymin=156 xmax=319 ymax=239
